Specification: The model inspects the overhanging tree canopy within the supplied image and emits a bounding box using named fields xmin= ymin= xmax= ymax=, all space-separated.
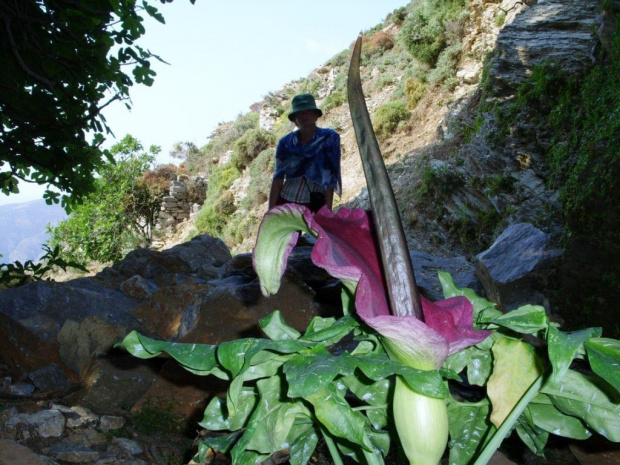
xmin=0 ymin=0 xmax=193 ymax=206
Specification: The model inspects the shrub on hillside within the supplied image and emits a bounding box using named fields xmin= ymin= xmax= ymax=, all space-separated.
xmin=198 ymin=113 xmax=260 ymax=173
xmin=194 ymin=203 xmax=226 ymax=237
xmin=398 ymin=0 xmax=467 ymax=67
xmin=404 ymin=77 xmax=426 ymax=109
xmin=373 ymin=101 xmax=410 ymax=139
xmin=240 ymin=149 xmax=275 ymax=211
xmin=231 ymin=128 xmax=276 ymax=171
xmin=362 ymin=31 xmax=394 ymax=58
xmin=428 ymin=43 xmax=463 ymax=86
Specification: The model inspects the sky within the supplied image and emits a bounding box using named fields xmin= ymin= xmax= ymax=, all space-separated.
xmin=0 ymin=0 xmax=410 ymax=207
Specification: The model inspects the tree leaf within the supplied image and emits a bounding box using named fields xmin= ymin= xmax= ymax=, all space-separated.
xmin=200 ymin=430 xmax=243 ymax=454
xmin=288 ymin=421 xmax=320 ymax=465
xmin=199 ymin=388 xmax=258 ymax=431
xmin=516 ymin=411 xmax=548 ymax=456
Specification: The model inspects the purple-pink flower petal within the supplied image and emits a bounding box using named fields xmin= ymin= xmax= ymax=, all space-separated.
xmin=254 ymin=205 xmax=490 ymax=368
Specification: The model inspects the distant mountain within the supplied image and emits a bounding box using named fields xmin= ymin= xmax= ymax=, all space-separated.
xmin=0 ymin=199 xmax=68 ymax=263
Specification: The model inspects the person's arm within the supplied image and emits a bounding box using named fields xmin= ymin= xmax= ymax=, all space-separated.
xmin=268 ymin=178 xmax=284 ymax=210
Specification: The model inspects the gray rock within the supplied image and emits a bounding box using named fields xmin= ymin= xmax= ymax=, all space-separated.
xmin=79 ymin=357 xmax=159 ymax=415
xmin=491 ymin=0 xmax=599 ymax=95
xmin=476 ymin=223 xmax=562 ymax=310
xmin=28 ymin=364 xmax=71 ymax=392
xmin=0 ymin=439 xmax=51 ymax=465
xmin=47 ymin=442 xmax=99 ymax=463
xmin=98 ymin=415 xmax=126 ymax=433
xmin=9 ymin=382 xmax=35 ymax=397
xmin=6 ymin=410 xmax=66 ymax=438
xmin=111 ymin=438 xmax=143 ymax=456
xmin=410 ymin=251 xmax=482 ymax=301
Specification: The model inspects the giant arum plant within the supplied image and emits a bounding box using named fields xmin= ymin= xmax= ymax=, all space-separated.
xmin=117 ymin=37 xmax=620 ymax=464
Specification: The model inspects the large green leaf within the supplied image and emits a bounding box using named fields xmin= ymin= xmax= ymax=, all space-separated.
xmin=116 ymin=330 xmax=227 ymax=378
xmin=342 ymin=374 xmax=390 ymax=430
xmin=245 ymin=377 xmax=313 ymax=454
xmin=490 ymin=305 xmax=549 ymax=335
xmin=444 ymin=345 xmax=492 ymax=386
xmin=542 ymin=369 xmax=620 ymax=441
xmin=548 ymin=326 xmax=602 ymax=383
xmin=516 ymin=410 xmax=549 ymax=456
xmin=527 ymin=397 xmax=592 ymax=440
xmin=300 ymin=314 xmax=358 ymax=345
xmin=288 ymin=421 xmax=320 ymax=465
xmin=199 ymin=388 xmax=258 ymax=432
xmin=447 ymin=399 xmax=494 ymax=465
xmin=284 ymin=348 xmax=353 ymax=398
xmin=487 ymin=337 xmax=544 ymax=427
xmin=353 ymin=354 xmax=448 ymax=398
xmin=585 ymin=338 xmax=620 ymax=391
xmin=306 ymin=384 xmax=372 ymax=452
xmin=260 ymin=311 xmax=301 ymax=341
xmin=200 ymin=430 xmax=243 ymax=454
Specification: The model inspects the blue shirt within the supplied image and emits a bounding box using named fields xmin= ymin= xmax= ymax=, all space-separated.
xmin=273 ymin=127 xmax=342 ymax=203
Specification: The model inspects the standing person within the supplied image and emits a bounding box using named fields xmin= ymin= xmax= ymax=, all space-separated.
xmin=268 ymin=93 xmax=341 ymax=213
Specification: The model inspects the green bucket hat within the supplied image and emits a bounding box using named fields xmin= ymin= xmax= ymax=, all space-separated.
xmin=288 ymin=93 xmax=323 ymax=122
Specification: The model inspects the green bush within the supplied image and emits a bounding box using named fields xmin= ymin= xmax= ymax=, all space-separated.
xmin=194 ymin=162 xmax=241 ymax=238
xmin=398 ymin=0 xmax=468 ymax=67
xmin=240 ymin=149 xmax=275 ymax=211
xmin=231 ymin=128 xmax=276 ymax=171
xmin=207 ymin=163 xmax=240 ymax=198
xmin=404 ymin=77 xmax=426 ymax=109
xmin=194 ymin=203 xmax=226 ymax=237
xmin=373 ymin=100 xmax=410 ymax=138
xmin=428 ymin=43 xmax=462 ymax=84
xmin=415 ymin=161 xmax=463 ymax=203
xmin=201 ymin=112 xmax=260 ymax=170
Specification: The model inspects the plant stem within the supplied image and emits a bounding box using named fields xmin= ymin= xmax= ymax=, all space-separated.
xmin=362 ymin=448 xmax=385 ymax=465
xmin=321 ymin=426 xmax=345 ymax=465
xmin=473 ymin=374 xmax=545 ymax=465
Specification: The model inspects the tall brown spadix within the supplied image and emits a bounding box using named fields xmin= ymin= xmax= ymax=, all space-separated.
xmin=347 ymin=35 xmax=423 ymax=320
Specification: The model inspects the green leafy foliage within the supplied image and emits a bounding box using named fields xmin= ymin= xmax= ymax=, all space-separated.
xmin=118 ymin=270 xmax=620 ymax=465
xmin=404 ymin=77 xmax=426 ymax=109
xmin=0 ymin=244 xmax=87 ymax=289
xmin=398 ymin=0 xmax=468 ymax=67
xmin=372 ymin=101 xmax=410 ymax=139
xmin=231 ymin=128 xmax=276 ymax=171
xmin=48 ymin=135 xmax=167 ymax=263
xmin=194 ymin=162 xmax=241 ymax=237
xmin=0 ymin=0 xmax=195 ymax=207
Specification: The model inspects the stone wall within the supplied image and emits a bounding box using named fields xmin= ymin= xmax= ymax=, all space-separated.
xmin=154 ymin=175 xmax=206 ymax=234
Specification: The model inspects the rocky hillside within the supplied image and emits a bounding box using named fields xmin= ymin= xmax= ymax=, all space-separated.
xmin=162 ymin=0 xmax=617 ymax=336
